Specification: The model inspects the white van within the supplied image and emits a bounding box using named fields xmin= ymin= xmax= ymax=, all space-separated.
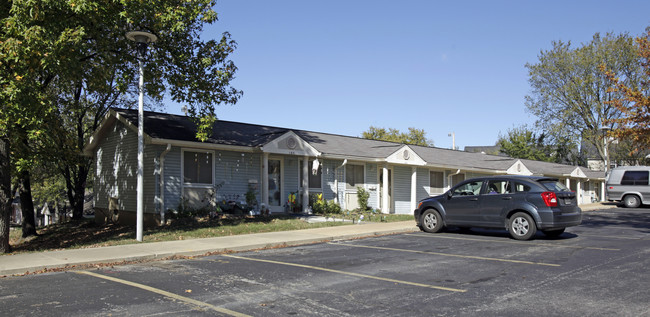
xmin=606 ymin=166 xmax=650 ymax=208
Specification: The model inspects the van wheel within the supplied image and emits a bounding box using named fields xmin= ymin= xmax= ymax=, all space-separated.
xmin=508 ymin=212 xmax=537 ymax=240
xmin=421 ymin=209 xmax=444 ymax=233
xmin=623 ymin=195 xmax=641 ymax=208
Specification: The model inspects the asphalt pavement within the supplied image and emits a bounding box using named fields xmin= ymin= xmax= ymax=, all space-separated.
xmin=0 ymin=203 xmax=616 ymax=277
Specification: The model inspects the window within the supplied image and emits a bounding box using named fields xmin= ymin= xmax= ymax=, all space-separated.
xmin=452 ymin=181 xmax=483 ymax=196
xmin=346 ymin=164 xmax=364 ymax=190
xmin=514 ymin=182 xmax=531 ymax=192
xmin=183 ymin=151 xmax=213 ymax=185
xmin=621 ymin=171 xmax=649 ymax=186
xmin=430 ymin=171 xmax=444 ymax=193
xmin=300 ymin=160 xmax=322 ymax=189
xmin=540 ymin=180 xmax=570 ymax=192
xmin=450 ymin=174 xmax=465 ymax=186
xmin=485 ymin=180 xmax=511 ymax=195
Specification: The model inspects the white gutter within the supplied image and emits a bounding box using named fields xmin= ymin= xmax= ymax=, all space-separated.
xmin=447 ymin=169 xmax=461 ymax=191
xmin=158 ymin=144 xmax=172 ymax=224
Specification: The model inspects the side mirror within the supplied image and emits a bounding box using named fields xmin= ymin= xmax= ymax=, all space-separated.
xmin=446 ymin=191 xmax=453 ymax=200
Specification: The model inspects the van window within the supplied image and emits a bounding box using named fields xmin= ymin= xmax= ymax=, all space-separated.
xmin=621 ymin=171 xmax=649 ymax=185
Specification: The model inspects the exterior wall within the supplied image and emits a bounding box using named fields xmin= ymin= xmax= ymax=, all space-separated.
xmin=213 ymin=151 xmax=261 ymax=205
xmin=393 ymin=165 xmax=412 ymax=214
xmin=366 ymin=163 xmax=379 ymax=209
xmin=93 ymin=120 xmax=159 ymax=226
xmin=416 ymin=167 xmax=429 ymax=201
xmin=162 ymin=147 xmax=182 ymax=212
xmin=322 ymin=159 xmax=340 ymax=202
xmin=163 ymin=148 xmax=262 ymax=211
xmin=284 ymin=157 xmax=300 ymax=206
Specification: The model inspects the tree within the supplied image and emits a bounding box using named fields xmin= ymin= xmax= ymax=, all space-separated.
xmin=497 ymin=126 xmax=549 ymax=161
xmin=603 ymin=30 xmax=650 ymax=153
xmin=1 ymin=0 xmax=241 ymax=252
xmin=362 ymin=126 xmax=433 ymax=146
xmin=525 ymin=32 xmax=642 ymax=170
xmin=496 ymin=126 xmax=579 ymax=163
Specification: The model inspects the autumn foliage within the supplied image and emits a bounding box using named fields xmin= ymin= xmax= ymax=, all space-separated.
xmin=603 ymin=31 xmax=650 ymax=152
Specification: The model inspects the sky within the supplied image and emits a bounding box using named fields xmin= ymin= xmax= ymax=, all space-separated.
xmin=164 ymin=0 xmax=650 ymax=150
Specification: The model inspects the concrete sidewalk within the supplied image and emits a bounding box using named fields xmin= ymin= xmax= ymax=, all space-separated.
xmin=0 ymin=202 xmax=617 ymax=277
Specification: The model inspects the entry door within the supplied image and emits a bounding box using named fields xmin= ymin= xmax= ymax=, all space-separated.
xmin=268 ymin=159 xmax=283 ymax=212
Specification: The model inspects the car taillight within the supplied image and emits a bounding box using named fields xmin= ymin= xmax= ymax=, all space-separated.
xmin=541 ymin=192 xmax=558 ymax=207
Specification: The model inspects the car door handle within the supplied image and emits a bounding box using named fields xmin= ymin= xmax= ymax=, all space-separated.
xmin=502 ymin=196 xmax=512 ymax=200
xmin=469 ymin=198 xmax=478 ymax=201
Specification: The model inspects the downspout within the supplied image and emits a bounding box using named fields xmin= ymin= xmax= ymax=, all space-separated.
xmin=447 ymin=169 xmax=461 ymax=191
xmin=334 ymin=159 xmax=348 ymax=204
xmin=158 ymin=144 xmax=172 ymax=225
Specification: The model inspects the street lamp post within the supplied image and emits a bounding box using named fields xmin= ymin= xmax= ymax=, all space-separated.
xmin=448 ymin=132 xmax=456 ymax=150
xmin=126 ymin=31 xmax=157 ymax=242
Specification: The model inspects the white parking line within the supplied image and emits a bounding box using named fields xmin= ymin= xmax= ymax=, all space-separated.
xmin=220 ymin=254 xmax=466 ymax=293
xmin=329 ymin=242 xmax=560 ymax=267
xmin=406 ymin=233 xmax=620 ymax=251
xmin=75 ymin=271 xmax=250 ymax=317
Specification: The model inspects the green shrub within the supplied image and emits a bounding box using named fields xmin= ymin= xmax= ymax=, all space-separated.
xmin=357 ymin=186 xmax=370 ymax=211
xmin=310 ymin=194 xmax=342 ymax=215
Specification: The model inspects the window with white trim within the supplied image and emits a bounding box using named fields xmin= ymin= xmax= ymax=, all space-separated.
xmin=300 ymin=159 xmax=322 ymax=190
xmin=346 ymin=164 xmax=364 ymax=190
xmin=429 ymin=171 xmax=444 ymax=194
xmin=183 ymin=150 xmax=213 ymax=185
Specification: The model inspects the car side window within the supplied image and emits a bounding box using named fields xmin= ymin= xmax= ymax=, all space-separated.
xmin=485 ymin=180 xmax=511 ymax=195
xmin=452 ymin=181 xmax=484 ymax=196
xmin=514 ymin=182 xmax=531 ymax=193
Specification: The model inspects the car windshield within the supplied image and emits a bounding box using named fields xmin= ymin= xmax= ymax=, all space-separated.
xmin=539 ymin=180 xmax=570 ymax=192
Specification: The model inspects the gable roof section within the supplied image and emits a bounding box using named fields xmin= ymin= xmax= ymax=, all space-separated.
xmin=261 ymin=131 xmax=320 ymax=157
xmin=386 ymin=145 xmax=426 ymax=166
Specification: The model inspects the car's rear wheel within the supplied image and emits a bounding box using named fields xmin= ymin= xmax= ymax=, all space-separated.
xmin=420 ymin=209 xmax=444 ymax=233
xmin=508 ymin=212 xmax=537 ymax=240
xmin=542 ymin=228 xmax=565 ymax=238
xmin=623 ymin=195 xmax=641 ymax=208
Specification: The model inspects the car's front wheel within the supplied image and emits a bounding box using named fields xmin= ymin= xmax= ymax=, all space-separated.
xmin=420 ymin=209 xmax=444 ymax=233
xmin=508 ymin=212 xmax=537 ymax=240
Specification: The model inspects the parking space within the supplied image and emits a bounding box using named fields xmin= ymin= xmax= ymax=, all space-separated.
xmin=1 ymin=207 xmax=649 ymax=316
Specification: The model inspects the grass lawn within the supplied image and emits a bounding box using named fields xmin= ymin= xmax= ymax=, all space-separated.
xmin=7 ymin=213 xmax=413 ymax=255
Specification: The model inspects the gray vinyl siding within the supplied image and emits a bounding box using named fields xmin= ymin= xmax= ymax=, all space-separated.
xmin=94 ymin=120 xmax=157 ymax=214
xmin=284 ymin=157 xmax=300 ymax=202
xmin=393 ymin=165 xmax=412 ymax=214
xmin=162 ymin=147 xmax=182 ymax=211
xmin=213 ymin=151 xmax=261 ymax=204
xmin=322 ymin=159 xmax=339 ymax=201
xmin=366 ymin=163 xmax=379 ymax=209
xmin=416 ymin=168 xmax=429 ymax=201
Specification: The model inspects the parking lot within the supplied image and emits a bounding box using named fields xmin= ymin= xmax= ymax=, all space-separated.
xmin=2 ymin=207 xmax=649 ymax=316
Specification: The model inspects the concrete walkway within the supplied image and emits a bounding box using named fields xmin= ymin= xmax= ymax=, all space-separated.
xmin=0 ymin=202 xmax=617 ymax=277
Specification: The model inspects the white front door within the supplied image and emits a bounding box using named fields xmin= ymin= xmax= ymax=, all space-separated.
xmin=267 ymin=158 xmax=284 ymax=213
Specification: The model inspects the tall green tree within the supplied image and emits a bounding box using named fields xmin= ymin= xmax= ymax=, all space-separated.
xmin=525 ymin=32 xmax=642 ymax=170
xmin=496 ymin=126 xmax=579 ymax=164
xmin=362 ymin=126 xmax=433 ymax=146
xmin=0 ymin=0 xmax=242 ymax=252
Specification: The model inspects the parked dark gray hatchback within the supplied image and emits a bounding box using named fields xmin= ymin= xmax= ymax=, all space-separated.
xmin=414 ymin=175 xmax=582 ymax=240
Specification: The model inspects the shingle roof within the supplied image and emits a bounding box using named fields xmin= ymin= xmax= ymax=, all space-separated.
xmin=111 ymin=108 xmax=605 ymax=179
